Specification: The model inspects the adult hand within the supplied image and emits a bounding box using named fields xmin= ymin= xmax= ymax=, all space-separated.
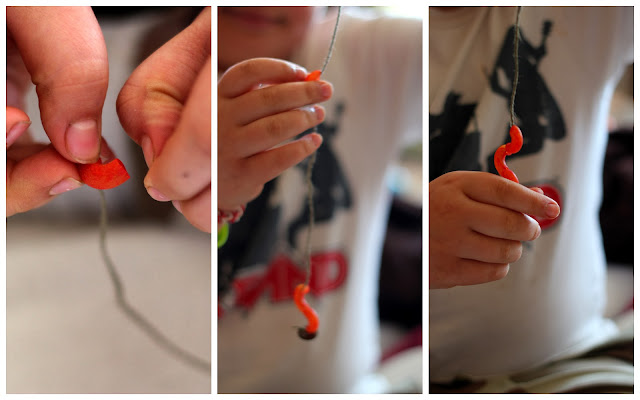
xmin=117 ymin=7 xmax=212 ymax=232
xmin=429 ymin=171 xmax=560 ymax=289
xmin=217 ymin=57 xmax=331 ymax=213
xmin=6 ymin=6 xmax=109 ymax=216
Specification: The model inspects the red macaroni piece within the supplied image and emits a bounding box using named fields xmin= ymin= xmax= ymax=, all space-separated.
xmin=77 ymin=158 xmax=130 ymax=190
xmin=494 ymin=125 xmax=523 ymax=183
xmin=294 ymin=283 xmax=319 ymax=340
xmin=304 ymin=70 xmax=322 ymax=81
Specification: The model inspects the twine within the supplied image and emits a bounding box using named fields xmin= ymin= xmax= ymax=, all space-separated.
xmin=303 ymin=6 xmax=342 ymax=286
xmin=99 ymin=190 xmax=210 ymax=373
xmin=509 ymin=6 xmax=523 ymax=127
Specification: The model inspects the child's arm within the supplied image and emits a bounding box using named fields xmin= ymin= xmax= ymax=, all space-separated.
xmin=429 ymin=171 xmax=560 ymax=289
xmin=218 ymin=57 xmax=332 ymax=211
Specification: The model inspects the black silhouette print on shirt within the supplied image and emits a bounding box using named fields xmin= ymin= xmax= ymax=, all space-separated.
xmin=487 ymin=19 xmax=566 ymax=173
xmin=429 ymin=19 xmax=566 ymax=181
xmin=288 ymin=101 xmax=353 ymax=248
xmin=429 ymin=92 xmax=481 ymax=181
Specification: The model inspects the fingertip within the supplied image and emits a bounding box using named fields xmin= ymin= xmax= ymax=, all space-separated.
xmin=314 ymin=105 xmax=326 ymax=122
xmin=291 ymin=63 xmax=309 ymax=80
xmin=302 ymin=105 xmax=326 ymax=123
xmin=146 ymin=185 xmax=171 ymax=202
xmin=531 ymin=219 xmax=542 ymax=240
xmin=7 ymin=121 xmax=31 ymax=148
xmin=49 ymin=177 xmax=83 ymax=196
xmin=6 ymin=107 xmax=31 ymax=148
xmin=141 ymin=135 xmax=154 ymax=167
xmin=318 ymin=81 xmax=333 ymax=99
xmin=98 ymin=138 xmax=116 ymax=163
xmin=302 ymin=132 xmax=323 ymax=149
xmin=494 ymin=264 xmax=510 ymax=282
xmin=6 ymin=106 xmax=30 ymax=124
xmin=545 ymin=201 xmax=561 ymax=219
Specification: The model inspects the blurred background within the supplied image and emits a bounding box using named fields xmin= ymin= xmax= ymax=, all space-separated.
xmin=346 ymin=5 xmax=423 ymax=394
xmin=599 ymin=64 xmax=633 ymax=328
xmin=6 ymin=7 xmax=211 ymax=393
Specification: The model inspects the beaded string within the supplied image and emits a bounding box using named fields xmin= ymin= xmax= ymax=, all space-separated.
xmin=98 ymin=190 xmax=211 ymax=373
xmin=294 ymin=6 xmax=342 ymax=340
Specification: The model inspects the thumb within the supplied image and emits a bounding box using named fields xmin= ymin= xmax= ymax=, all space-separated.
xmin=7 ymin=6 xmax=109 ymax=164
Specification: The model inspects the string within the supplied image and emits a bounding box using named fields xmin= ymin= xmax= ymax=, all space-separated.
xmin=303 ymin=6 xmax=342 ymax=287
xmin=303 ymin=152 xmax=315 ymax=287
xmin=98 ymin=190 xmax=211 ymax=373
xmin=320 ymin=6 xmax=342 ymax=75
xmin=509 ymin=6 xmax=522 ymax=127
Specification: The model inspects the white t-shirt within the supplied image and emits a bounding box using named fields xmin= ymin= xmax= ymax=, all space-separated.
xmin=429 ymin=6 xmax=632 ymax=381
xmin=218 ymin=10 xmax=422 ymax=393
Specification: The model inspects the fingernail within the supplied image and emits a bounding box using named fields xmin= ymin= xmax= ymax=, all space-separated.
xmin=49 ymin=178 xmax=83 ymax=196
xmin=290 ymin=63 xmax=308 ymax=79
xmin=545 ymin=202 xmax=560 ymax=219
xmin=99 ymin=141 xmax=115 ymax=163
xmin=147 ymin=186 xmax=170 ymax=202
xmin=303 ymin=133 xmax=323 ymax=148
xmin=7 ymin=121 xmax=31 ymax=148
xmin=66 ymin=120 xmax=100 ymax=163
xmin=533 ymin=224 xmax=541 ymax=240
xmin=172 ymin=200 xmax=183 ymax=214
xmin=141 ymin=136 xmax=154 ymax=167
xmin=313 ymin=105 xmax=325 ymax=121
xmin=318 ymin=82 xmax=332 ymax=98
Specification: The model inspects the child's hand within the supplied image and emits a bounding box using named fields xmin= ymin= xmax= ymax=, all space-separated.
xmin=117 ymin=8 xmax=211 ymax=232
xmin=217 ymin=57 xmax=333 ymax=211
xmin=429 ymin=171 xmax=560 ymax=289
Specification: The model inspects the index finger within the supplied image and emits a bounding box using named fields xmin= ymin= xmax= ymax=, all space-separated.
xmin=218 ymin=57 xmax=308 ymax=98
xmin=465 ymin=173 xmax=561 ymax=220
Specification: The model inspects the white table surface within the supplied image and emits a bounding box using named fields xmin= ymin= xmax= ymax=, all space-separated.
xmin=7 ymin=219 xmax=211 ymax=393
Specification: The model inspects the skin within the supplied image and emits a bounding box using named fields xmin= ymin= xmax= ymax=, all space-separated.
xmin=218 ymin=6 xmax=315 ymax=71
xmin=7 ymin=6 xmax=213 ymax=234
xmin=218 ymin=59 xmax=330 ymax=211
xmin=217 ymin=6 xmax=333 ymax=213
xmin=430 ymin=171 xmax=560 ymax=289
xmin=6 ymin=6 xmax=108 ymax=216
xmin=117 ymin=7 xmax=212 ymax=232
